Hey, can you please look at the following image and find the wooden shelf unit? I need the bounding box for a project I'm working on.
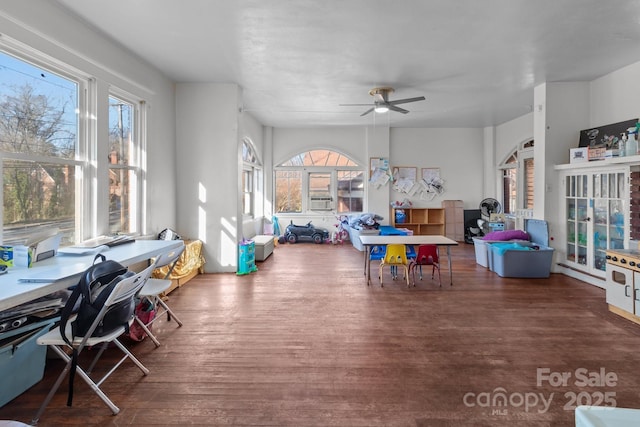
[442,200,464,242]
[391,207,446,236]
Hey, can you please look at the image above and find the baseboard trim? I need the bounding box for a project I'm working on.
[556,263,606,288]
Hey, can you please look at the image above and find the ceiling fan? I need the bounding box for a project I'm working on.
[341,87,426,116]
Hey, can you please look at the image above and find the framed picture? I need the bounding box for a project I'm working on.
[578,118,638,149]
[392,166,417,182]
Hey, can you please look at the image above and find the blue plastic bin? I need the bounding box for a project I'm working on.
[487,219,554,278]
[376,226,416,259]
[0,318,56,407]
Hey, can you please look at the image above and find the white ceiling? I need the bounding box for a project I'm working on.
[55,0,640,128]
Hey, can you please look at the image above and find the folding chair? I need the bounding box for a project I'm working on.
[32,264,155,423]
[133,243,185,347]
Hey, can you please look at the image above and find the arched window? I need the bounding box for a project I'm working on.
[274,149,363,214]
[242,139,261,217]
[500,140,534,215]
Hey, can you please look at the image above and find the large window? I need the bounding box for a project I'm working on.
[275,150,363,214]
[108,95,140,234]
[0,49,81,245]
[242,139,262,217]
[500,140,534,216]
[0,40,146,246]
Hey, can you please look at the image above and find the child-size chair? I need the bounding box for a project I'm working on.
[408,244,441,286]
[379,244,410,287]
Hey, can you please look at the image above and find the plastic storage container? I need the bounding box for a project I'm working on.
[0,318,56,407]
[473,235,529,268]
[374,226,416,259]
[487,219,554,278]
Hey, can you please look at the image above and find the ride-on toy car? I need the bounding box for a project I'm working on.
[284,221,329,244]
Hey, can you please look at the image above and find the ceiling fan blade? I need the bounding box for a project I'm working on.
[388,105,409,114]
[340,103,375,106]
[388,96,426,106]
[360,107,375,116]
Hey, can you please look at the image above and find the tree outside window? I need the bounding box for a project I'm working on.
[274,150,362,214]
[0,50,79,245]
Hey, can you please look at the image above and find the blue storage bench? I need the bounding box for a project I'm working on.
[487,219,554,278]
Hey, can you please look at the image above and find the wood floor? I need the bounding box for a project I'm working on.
[2,242,640,426]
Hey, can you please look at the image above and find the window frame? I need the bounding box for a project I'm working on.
[498,140,534,217]
[241,138,262,218]
[274,149,363,215]
[0,41,89,245]
[0,35,148,246]
[107,91,144,235]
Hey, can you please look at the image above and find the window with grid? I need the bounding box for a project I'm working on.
[242,139,261,217]
[274,149,362,214]
[108,94,141,234]
[0,39,147,245]
[0,48,82,245]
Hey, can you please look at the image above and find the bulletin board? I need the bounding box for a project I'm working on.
[369,157,391,188]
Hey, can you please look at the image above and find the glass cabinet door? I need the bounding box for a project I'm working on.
[592,172,626,271]
[563,168,628,277]
[566,174,588,267]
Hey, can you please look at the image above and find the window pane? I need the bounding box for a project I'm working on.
[242,140,259,164]
[109,94,139,234]
[3,159,76,245]
[523,158,534,209]
[337,170,363,213]
[279,150,358,167]
[309,172,332,211]
[242,169,253,215]
[0,51,78,159]
[502,168,516,214]
[309,173,331,198]
[108,97,134,165]
[109,168,137,234]
[275,170,302,213]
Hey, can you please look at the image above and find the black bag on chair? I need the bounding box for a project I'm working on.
[58,253,133,406]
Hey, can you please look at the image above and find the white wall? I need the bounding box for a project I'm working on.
[590,61,640,126]
[366,126,391,222]
[534,82,590,267]
[0,0,177,236]
[273,127,367,166]
[389,128,484,210]
[176,83,241,273]
[495,113,533,164]
[270,126,485,231]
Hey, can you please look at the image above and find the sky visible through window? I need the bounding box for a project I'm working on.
[0,50,78,147]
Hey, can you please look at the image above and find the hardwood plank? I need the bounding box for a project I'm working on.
[2,242,640,426]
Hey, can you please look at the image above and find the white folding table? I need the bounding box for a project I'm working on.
[359,234,458,286]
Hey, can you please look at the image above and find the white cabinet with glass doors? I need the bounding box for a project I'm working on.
[562,167,627,277]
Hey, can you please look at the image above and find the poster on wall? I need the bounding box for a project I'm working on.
[392,166,417,193]
[369,157,391,188]
[578,118,638,149]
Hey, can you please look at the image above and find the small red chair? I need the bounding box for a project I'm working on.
[409,245,441,286]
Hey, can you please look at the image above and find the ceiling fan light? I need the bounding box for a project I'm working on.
[374,105,389,113]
